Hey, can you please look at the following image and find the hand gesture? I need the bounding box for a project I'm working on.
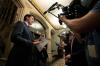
[32,40,40,45]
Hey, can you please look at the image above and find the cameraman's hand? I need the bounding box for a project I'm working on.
[59,15,67,22]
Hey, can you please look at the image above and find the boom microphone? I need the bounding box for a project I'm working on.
[48,2,58,11]
[43,11,48,15]
[43,2,58,14]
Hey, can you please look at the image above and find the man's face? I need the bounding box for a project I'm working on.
[27,16,34,25]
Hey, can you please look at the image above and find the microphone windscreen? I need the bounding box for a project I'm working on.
[43,11,47,15]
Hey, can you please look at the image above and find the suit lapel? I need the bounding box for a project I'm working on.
[23,22,34,41]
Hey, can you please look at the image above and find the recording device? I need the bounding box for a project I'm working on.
[43,0,95,25]
[43,2,58,15]
[61,0,90,19]
[43,2,64,25]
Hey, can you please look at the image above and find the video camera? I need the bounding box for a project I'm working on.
[43,0,90,25]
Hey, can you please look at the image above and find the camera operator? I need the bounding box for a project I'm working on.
[59,0,100,66]
[59,0,100,33]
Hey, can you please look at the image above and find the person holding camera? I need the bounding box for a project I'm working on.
[59,0,100,66]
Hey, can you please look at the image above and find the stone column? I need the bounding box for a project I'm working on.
[46,28,52,63]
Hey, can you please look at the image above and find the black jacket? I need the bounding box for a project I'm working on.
[5,21,39,66]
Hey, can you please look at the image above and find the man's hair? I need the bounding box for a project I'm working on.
[24,14,34,21]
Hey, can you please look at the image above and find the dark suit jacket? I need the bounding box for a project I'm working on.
[5,21,39,66]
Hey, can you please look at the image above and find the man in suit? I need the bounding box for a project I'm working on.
[5,14,41,66]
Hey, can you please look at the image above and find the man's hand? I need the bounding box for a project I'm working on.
[65,54,71,59]
[32,40,41,45]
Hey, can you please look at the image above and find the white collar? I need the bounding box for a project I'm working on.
[24,21,29,26]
